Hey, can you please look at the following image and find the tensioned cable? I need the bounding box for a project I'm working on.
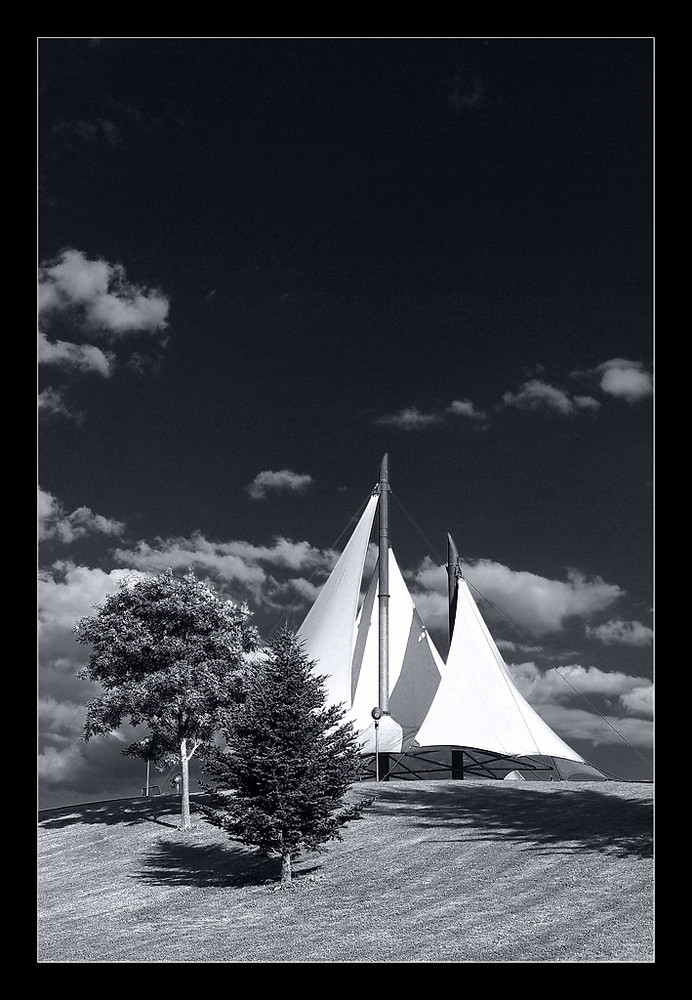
[264,488,375,640]
[391,490,652,775]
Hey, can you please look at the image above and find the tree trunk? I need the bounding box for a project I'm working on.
[180,737,192,832]
[281,850,292,885]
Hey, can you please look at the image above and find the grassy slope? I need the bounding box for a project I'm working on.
[38,780,653,964]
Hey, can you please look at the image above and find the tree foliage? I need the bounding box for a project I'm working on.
[75,568,259,829]
[198,626,373,884]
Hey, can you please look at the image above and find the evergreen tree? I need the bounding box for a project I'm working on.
[198,626,373,884]
[75,568,259,830]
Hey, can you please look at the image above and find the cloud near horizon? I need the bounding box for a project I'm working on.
[246,469,314,501]
[39,487,125,544]
[508,661,653,715]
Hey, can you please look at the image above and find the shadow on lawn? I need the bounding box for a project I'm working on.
[38,794,210,831]
[132,839,321,889]
[374,784,653,859]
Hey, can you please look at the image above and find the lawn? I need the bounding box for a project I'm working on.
[37,779,653,963]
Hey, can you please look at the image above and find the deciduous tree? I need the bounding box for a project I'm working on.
[75,568,259,830]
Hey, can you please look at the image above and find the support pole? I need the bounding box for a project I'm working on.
[378,454,390,714]
[447,533,461,645]
[375,720,380,783]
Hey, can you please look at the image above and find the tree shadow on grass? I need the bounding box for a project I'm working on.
[374,784,653,859]
[131,839,321,889]
[38,794,211,831]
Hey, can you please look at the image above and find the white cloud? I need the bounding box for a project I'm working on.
[496,638,544,655]
[586,619,654,646]
[530,703,653,749]
[508,661,651,705]
[38,743,84,786]
[38,251,171,422]
[38,488,125,543]
[597,358,653,402]
[620,685,654,717]
[38,331,114,377]
[246,469,314,501]
[39,249,169,339]
[38,387,84,422]
[502,379,600,416]
[405,556,622,637]
[39,697,86,737]
[571,394,601,411]
[112,532,337,611]
[447,399,488,423]
[507,662,653,745]
[374,407,443,430]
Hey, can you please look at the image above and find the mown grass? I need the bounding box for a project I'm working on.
[38,780,653,963]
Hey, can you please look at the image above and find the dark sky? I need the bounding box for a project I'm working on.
[38,37,653,805]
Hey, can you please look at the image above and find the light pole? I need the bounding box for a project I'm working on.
[372,707,383,782]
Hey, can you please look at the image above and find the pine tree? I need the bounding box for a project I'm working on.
[198,626,373,885]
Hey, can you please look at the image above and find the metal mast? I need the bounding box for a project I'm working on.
[447,533,461,644]
[378,453,390,713]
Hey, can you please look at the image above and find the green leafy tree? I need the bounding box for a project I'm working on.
[75,568,259,830]
[198,626,373,885]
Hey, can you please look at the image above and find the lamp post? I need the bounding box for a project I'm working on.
[372,707,383,782]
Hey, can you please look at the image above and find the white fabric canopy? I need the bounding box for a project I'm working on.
[296,494,378,711]
[347,551,444,753]
[414,577,586,763]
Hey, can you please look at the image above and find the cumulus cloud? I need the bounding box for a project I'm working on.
[374,407,443,430]
[39,743,84,786]
[246,469,314,501]
[508,661,652,706]
[39,488,125,544]
[405,555,622,637]
[38,250,171,420]
[586,619,654,646]
[38,387,84,423]
[38,331,114,377]
[502,379,600,416]
[529,703,653,749]
[620,685,654,717]
[447,399,488,424]
[507,662,653,746]
[38,728,148,807]
[39,561,148,652]
[39,697,86,738]
[466,560,622,636]
[112,532,337,610]
[596,358,653,402]
[39,249,169,339]
[38,561,152,744]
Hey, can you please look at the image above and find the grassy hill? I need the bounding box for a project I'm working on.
[38,779,653,963]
